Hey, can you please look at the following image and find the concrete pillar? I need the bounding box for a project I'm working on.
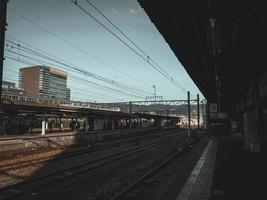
[188,91,191,137]
[197,94,200,129]
[93,119,97,130]
[251,83,262,152]
[129,118,132,129]
[85,116,89,133]
[243,83,263,152]
[201,100,206,129]
[60,123,64,131]
[55,117,58,130]
[111,118,115,130]
[106,119,109,130]
[49,120,53,132]
[82,119,86,132]
[88,118,94,130]
[151,119,154,127]
[45,122,48,130]
[93,118,106,130]
[0,0,8,100]
[2,119,7,135]
[155,118,162,129]
[206,102,210,131]
[60,117,64,131]
[41,121,46,135]
[28,118,33,134]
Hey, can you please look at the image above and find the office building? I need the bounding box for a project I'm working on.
[19,66,70,100]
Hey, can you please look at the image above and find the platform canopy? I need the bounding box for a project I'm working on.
[138,0,267,111]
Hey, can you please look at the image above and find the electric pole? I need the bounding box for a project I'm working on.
[0,0,8,103]
[197,94,200,129]
[187,91,191,137]
[152,85,156,100]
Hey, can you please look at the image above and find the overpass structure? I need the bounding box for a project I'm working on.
[138,0,267,152]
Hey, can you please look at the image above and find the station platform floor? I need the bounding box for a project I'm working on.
[212,136,267,200]
[178,135,267,200]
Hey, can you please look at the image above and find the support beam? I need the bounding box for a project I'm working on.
[0,0,7,102]
[252,83,262,152]
[129,101,132,113]
[85,116,90,133]
[129,118,132,129]
[197,94,200,129]
[41,120,46,135]
[188,91,191,137]
[206,102,210,131]
[111,118,115,130]
[201,100,206,129]
[60,116,64,131]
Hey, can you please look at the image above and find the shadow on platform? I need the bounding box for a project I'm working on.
[213,136,267,200]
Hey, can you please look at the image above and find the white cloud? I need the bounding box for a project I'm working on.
[129,8,140,15]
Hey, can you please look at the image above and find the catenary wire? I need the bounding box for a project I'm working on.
[71,0,188,94]
[5,40,151,97]
[4,51,146,100]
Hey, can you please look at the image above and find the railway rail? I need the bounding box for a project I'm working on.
[0,129,181,171]
[0,129,190,200]
[0,128,183,170]
[0,127,174,159]
[109,137,197,200]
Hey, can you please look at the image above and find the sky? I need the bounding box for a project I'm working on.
[3,0,204,103]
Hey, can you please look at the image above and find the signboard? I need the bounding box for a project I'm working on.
[210,103,217,113]
[209,103,218,119]
[49,67,67,77]
[145,96,163,101]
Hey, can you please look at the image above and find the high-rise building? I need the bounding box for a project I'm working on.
[19,66,70,100]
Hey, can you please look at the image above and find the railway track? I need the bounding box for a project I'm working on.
[109,136,197,200]
[0,129,183,171]
[60,133,193,200]
[0,127,180,161]
[0,130,188,200]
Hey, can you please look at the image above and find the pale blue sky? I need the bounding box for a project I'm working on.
[3,0,204,102]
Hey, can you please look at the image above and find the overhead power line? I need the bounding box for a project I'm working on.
[71,0,188,93]
[85,0,185,90]
[3,62,128,102]
[5,40,150,97]
[8,9,150,87]
[8,9,174,99]
[4,50,146,100]
[4,65,126,102]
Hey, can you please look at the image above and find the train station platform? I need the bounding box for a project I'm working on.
[176,135,267,200]
[212,136,267,200]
